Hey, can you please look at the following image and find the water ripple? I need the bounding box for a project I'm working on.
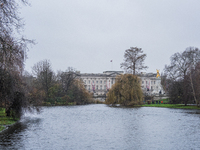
[0,105,200,150]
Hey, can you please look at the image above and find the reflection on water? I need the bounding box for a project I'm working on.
[0,105,200,150]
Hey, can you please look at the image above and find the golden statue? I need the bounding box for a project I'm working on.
[156,69,160,78]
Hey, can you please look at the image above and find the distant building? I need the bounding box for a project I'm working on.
[138,72,163,95]
[80,71,163,96]
[80,71,123,96]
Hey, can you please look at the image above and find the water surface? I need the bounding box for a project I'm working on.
[0,104,200,150]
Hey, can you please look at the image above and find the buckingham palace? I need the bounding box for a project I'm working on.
[80,71,163,96]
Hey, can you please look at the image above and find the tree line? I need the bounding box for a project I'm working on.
[26,59,92,106]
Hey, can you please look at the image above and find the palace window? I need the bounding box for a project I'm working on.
[89,80,90,84]
[100,80,102,84]
[96,81,98,84]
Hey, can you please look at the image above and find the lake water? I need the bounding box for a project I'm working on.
[0,104,200,150]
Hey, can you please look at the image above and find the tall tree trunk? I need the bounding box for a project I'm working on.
[189,72,197,105]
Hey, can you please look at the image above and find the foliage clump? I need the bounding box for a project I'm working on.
[106,74,143,106]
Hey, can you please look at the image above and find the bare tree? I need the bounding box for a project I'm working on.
[188,62,200,106]
[164,47,200,105]
[0,0,29,34]
[0,0,33,72]
[0,0,36,118]
[165,47,200,80]
[120,47,148,75]
[59,67,80,95]
[32,60,55,101]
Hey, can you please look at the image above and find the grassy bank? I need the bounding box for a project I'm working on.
[142,103,200,110]
[0,108,18,132]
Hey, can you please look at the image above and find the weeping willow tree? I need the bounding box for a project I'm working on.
[106,74,143,106]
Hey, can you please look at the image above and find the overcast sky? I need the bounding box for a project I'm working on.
[20,0,200,74]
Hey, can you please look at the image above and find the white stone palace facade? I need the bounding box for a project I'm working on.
[139,72,163,95]
[80,71,123,96]
[80,71,163,96]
